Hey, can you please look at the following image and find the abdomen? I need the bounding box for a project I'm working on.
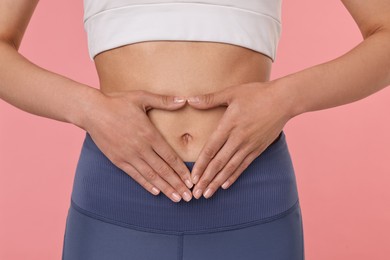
[93,41,272,161]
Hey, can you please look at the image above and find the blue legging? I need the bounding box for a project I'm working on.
[62,131,305,259]
[62,198,304,260]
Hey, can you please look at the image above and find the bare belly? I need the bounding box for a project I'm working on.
[93,41,272,162]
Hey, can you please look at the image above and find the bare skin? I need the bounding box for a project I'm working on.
[93,41,272,163]
[1,0,390,203]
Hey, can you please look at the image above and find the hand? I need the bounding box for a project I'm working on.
[186,81,294,199]
[82,89,194,203]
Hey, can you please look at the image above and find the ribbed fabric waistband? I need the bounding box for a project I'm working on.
[83,2,281,61]
[70,130,299,234]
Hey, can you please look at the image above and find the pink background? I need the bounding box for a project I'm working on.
[1,0,389,259]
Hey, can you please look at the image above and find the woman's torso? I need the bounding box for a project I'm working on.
[93,41,272,162]
[70,0,300,233]
[71,41,300,232]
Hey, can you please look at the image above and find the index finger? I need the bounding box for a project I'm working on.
[191,116,233,185]
[150,129,194,189]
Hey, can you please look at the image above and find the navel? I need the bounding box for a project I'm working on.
[181,132,193,145]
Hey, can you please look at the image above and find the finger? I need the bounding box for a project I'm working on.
[221,150,260,190]
[130,157,183,203]
[203,148,255,199]
[186,87,233,109]
[149,128,194,190]
[141,146,193,202]
[192,135,240,199]
[137,90,187,112]
[117,161,161,196]
[190,115,233,185]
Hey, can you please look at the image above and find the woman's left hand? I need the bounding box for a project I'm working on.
[186,80,295,199]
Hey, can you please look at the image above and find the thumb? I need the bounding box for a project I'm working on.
[186,89,231,109]
[140,91,187,112]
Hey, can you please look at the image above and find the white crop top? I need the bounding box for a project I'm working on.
[83,0,282,62]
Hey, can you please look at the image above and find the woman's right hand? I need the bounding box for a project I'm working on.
[81,89,193,203]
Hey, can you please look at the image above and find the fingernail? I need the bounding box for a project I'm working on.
[183,191,192,202]
[152,187,160,195]
[194,189,202,198]
[185,179,194,189]
[187,96,200,103]
[192,175,199,184]
[221,181,230,189]
[172,192,182,202]
[173,96,186,103]
[203,188,212,199]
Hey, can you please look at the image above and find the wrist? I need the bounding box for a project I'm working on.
[267,75,306,120]
[68,85,106,131]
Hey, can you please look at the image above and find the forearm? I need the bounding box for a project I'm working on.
[0,40,102,129]
[273,28,390,119]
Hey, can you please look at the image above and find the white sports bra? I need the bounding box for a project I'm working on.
[83,0,282,62]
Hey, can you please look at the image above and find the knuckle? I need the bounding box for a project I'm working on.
[161,95,170,106]
[225,162,238,173]
[198,177,211,187]
[135,144,148,156]
[213,157,225,170]
[175,166,189,179]
[176,168,188,178]
[158,166,171,178]
[241,137,251,146]
[203,147,215,159]
[143,168,157,180]
[204,93,214,105]
[156,162,169,174]
[165,152,179,165]
[233,129,247,141]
